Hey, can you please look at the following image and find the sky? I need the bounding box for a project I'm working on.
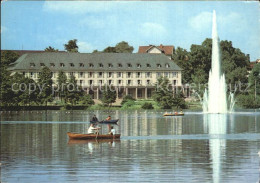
[1,1,259,61]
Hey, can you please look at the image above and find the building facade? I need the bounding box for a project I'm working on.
[8,52,182,100]
[138,44,174,60]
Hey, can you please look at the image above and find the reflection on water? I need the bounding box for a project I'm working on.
[205,114,227,183]
[1,110,260,182]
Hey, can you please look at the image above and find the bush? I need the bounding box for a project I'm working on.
[141,102,154,109]
[121,95,135,105]
[236,94,260,109]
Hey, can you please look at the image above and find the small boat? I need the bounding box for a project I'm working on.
[67,132,121,140]
[90,119,119,124]
[68,139,121,145]
[163,113,184,116]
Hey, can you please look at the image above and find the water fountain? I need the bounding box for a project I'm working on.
[203,10,228,113]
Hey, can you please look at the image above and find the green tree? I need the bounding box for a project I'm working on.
[153,77,174,109]
[45,46,59,52]
[101,85,116,107]
[103,46,116,53]
[172,47,192,84]
[38,66,53,106]
[66,75,82,105]
[115,41,134,53]
[79,94,95,107]
[57,70,67,102]
[121,95,135,105]
[64,39,79,53]
[0,51,19,106]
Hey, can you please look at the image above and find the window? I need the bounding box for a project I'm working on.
[146,72,151,78]
[79,63,84,67]
[137,64,141,68]
[127,63,132,68]
[172,72,177,78]
[118,63,122,68]
[157,64,161,68]
[108,80,113,85]
[108,63,113,68]
[89,80,93,85]
[79,72,84,78]
[127,72,132,78]
[30,72,34,78]
[30,63,35,67]
[98,72,103,78]
[118,80,122,85]
[164,72,169,77]
[108,72,113,78]
[40,63,45,67]
[70,63,74,67]
[99,63,103,68]
[89,72,93,77]
[147,64,151,68]
[137,80,142,85]
[50,63,55,67]
[99,80,103,85]
[157,72,162,77]
[60,63,65,67]
[137,72,141,78]
[22,72,25,75]
[173,80,177,85]
[127,80,131,85]
[147,80,151,85]
[69,72,74,76]
[165,63,170,68]
[117,72,122,78]
[79,80,84,86]
[89,63,94,68]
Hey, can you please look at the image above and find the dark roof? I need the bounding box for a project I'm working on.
[1,50,66,56]
[8,52,182,71]
[138,45,174,56]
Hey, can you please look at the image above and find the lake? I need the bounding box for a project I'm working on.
[1,110,260,183]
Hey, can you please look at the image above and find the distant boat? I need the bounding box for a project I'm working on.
[68,139,121,145]
[163,113,184,116]
[67,132,121,140]
[90,119,119,124]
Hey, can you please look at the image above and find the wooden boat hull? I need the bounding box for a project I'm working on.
[68,139,121,145]
[163,114,184,116]
[67,132,121,140]
[90,119,119,124]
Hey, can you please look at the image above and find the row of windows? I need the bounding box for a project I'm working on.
[29,62,171,68]
[24,71,179,79]
[78,79,178,86]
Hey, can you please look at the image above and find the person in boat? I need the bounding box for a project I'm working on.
[109,126,116,135]
[174,111,178,115]
[92,115,98,122]
[179,110,184,114]
[87,123,100,134]
[105,116,111,121]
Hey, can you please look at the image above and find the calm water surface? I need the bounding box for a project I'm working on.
[1,110,260,183]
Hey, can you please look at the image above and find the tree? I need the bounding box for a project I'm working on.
[45,46,59,52]
[66,75,82,105]
[115,41,134,53]
[153,77,174,109]
[172,47,192,84]
[101,85,116,107]
[57,70,67,102]
[37,66,53,106]
[102,41,134,53]
[64,39,78,52]
[121,95,135,105]
[0,51,19,106]
[79,94,95,107]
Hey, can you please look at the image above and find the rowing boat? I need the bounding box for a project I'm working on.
[163,113,184,116]
[90,119,119,124]
[67,132,121,140]
[68,139,121,145]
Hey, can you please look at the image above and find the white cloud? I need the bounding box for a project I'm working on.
[139,22,167,38]
[189,12,212,32]
[43,1,117,14]
[1,26,7,34]
[78,41,95,53]
[189,11,246,33]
